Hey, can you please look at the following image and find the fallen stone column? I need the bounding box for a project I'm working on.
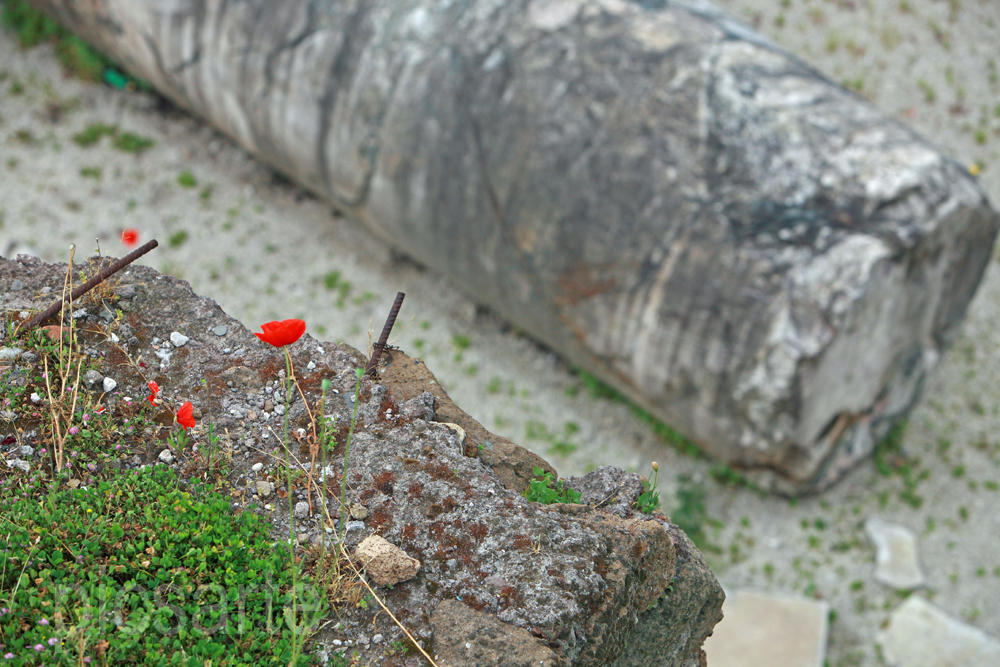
[26,0,1000,493]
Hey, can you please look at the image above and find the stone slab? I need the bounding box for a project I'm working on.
[703,589,828,667]
[877,596,1000,667]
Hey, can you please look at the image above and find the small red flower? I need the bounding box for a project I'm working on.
[176,402,195,430]
[121,228,139,247]
[147,381,159,405]
[254,319,306,348]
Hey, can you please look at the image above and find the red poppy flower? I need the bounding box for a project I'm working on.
[147,381,159,405]
[176,402,195,429]
[121,228,139,247]
[254,319,306,348]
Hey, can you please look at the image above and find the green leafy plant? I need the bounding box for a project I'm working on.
[636,461,660,514]
[523,466,581,505]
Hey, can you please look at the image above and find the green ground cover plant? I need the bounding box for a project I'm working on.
[1,466,314,667]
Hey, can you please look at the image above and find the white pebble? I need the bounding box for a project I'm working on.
[30,392,42,404]
[103,377,118,392]
[170,332,190,347]
[158,450,175,464]
[252,462,264,472]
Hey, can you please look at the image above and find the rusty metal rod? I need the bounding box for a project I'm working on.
[18,239,159,334]
[365,292,405,376]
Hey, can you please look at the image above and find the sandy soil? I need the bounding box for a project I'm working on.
[1,1,998,665]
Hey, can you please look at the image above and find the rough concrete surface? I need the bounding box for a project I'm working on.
[0,255,724,666]
[1,0,999,665]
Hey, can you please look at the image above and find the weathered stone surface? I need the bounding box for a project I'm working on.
[0,254,725,666]
[877,596,1000,667]
[23,0,1000,494]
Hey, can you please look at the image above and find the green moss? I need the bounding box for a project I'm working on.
[177,170,197,188]
[168,229,189,248]
[79,165,101,180]
[112,132,155,154]
[72,122,118,147]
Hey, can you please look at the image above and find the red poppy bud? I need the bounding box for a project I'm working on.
[176,402,195,429]
[147,381,159,405]
[254,319,306,348]
[121,228,139,247]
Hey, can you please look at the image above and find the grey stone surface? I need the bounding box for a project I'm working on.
[24,0,999,495]
[877,596,1000,667]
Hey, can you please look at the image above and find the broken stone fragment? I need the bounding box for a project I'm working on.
[877,596,1000,666]
[355,535,420,587]
[864,516,925,590]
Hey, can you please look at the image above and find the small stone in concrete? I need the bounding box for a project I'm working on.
[703,589,829,667]
[170,331,190,347]
[212,325,228,336]
[256,480,272,498]
[348,502,368,520]
[877,596,1000,667]
[355,535,420,586]
[865,516,925,590]
[84,369,103,389]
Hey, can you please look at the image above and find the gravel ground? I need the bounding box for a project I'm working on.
[1,2,998,666]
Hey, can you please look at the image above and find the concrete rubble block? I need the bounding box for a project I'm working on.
[877,596,1000,667]
[23,0,1000,495]
[0,254,726,666]
[355,534,421,587]
[865,516,926,590]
